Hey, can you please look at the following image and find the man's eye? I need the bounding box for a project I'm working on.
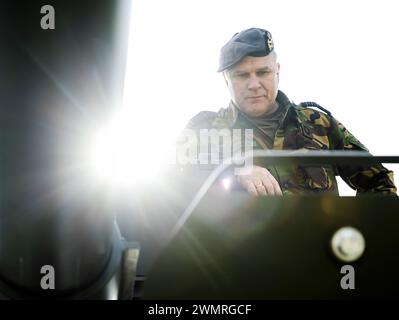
[257,70,270,76]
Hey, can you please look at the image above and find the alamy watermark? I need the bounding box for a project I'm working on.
[170,128,254,175]
[40,5,55,30]
[40,265,55,290]
[340,265,355,290]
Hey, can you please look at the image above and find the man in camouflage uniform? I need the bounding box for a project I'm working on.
[186,28,396,196]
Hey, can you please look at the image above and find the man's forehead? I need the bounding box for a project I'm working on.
[229,55,275,73]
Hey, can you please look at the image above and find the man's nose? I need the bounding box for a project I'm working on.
[247,75,262,90]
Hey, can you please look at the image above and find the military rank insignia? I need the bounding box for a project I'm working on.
[266,31,274,52]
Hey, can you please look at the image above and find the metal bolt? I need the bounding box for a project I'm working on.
[331,227,365,263]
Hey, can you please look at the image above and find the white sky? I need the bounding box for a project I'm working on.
[122,0,399,195]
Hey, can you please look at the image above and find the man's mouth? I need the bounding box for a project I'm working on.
[246,96,264,100]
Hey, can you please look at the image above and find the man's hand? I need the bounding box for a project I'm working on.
[236,165,283,196]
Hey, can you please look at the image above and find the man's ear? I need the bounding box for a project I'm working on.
[276,62,280,82]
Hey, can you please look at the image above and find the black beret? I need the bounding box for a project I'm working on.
[218,28,274,72]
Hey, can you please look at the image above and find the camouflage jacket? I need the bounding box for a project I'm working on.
[187,90,397,195]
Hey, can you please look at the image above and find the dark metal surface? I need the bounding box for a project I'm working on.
[143,194,399,299]
[0,0,132,297]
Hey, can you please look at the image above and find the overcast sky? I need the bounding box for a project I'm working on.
[122,0,399,194]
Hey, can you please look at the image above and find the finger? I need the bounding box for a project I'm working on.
[237,176,259,196]
[240,179,258,196]
[259,174,276,195]
[267,175,283,196]
[252,178,267,195]
[264,182,275,195]
[246,182,259,196]
[263,170,282,196]
[273,181,283,196]
[255,184,267,196]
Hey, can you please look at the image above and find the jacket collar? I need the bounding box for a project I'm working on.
[218,90,294,128]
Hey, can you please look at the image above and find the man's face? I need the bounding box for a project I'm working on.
[224,54,280,118]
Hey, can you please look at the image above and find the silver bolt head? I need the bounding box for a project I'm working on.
[331,226,365,263]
